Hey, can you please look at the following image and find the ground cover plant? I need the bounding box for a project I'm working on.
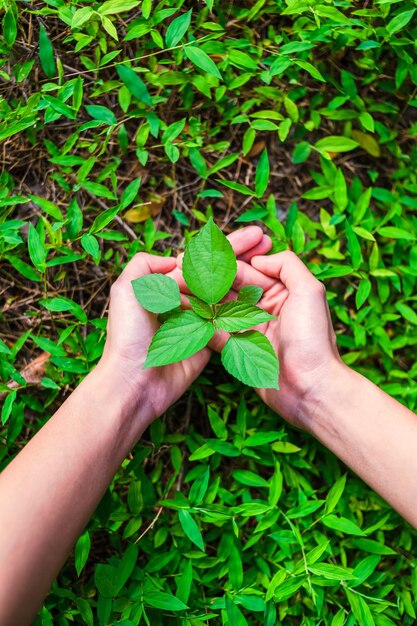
[1,0,417,624]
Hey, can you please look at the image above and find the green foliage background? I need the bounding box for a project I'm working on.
[1,0,417,624]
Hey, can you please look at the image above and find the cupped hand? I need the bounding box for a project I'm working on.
[247,251,344,429]
[98,226,272,428]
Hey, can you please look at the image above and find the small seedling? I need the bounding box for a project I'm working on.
[132,218,279,389]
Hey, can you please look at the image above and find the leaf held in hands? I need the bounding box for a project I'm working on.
[188,295,213,319]
[144,310,214,367]
[182,217,237,304]
[221,330,279,389]
[237,285,263,304]
[131,274,181,314]
[215,301,275,332]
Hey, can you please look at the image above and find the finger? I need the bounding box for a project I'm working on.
[182,346,212,378]
[120,253,176,283]
[251,251,317,293]
[208,329,229,353]
[176,226,269,269]
[167,266,191,294]
[227,225,267,257]
[238,235,272,262]
[232,260,276,292]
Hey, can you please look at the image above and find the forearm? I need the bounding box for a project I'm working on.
[300,364,417,527]
[0,363,148,626]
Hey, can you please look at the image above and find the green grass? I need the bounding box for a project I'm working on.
[1,0,417,624]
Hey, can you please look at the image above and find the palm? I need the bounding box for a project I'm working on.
[104,280,210,421]
[101,226,273,426]
[249,252,341,427]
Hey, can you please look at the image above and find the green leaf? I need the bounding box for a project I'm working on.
[238,285,263,304]
[345,221,363,270]
[309,563,356,580]
[395,302,417,325]
[274,576,306,602]
[76,598,93,626]
[89,207,120,234]
[324,474,347,514]
[221,330,279,389]
[346,589,375,626]
[1,390,16,425]
[189,466,210,505]
[271,441,301,453]
[95,564,118,597]
[85,105,117,125]
[3,10,17,47]
[322,514,365,536]
[232,469,269,488]
[295,59,325,81]
[179,509,204,550]
[39,25,56,78]
[217,179,254,196]
[226,596,248,626]
[315,5,352,24]
[182,217,237,304]
[81,233,100,261]
[214,301,275,332]
[184,45,222,79]
[116,64,152,106]
[40,297,87,323]
[28,195,63,221]
[119,178,141,209]
[287,499,324,519]
[99,0,140,15]
[314,136,359,153]
[255,148,269,198]
[188,295,213,319]
[292,141,311,164]
[144,589,189,611]
[386,9,415,36]
[101,16,118,40]
[144,311,214,367]
[244,431,283,447]
[166,10,192,48]
[207,405,228,439]
[6,255,42,282]
[377,226,415,240]
[356,279,371,309]
[28,224,46,271]
[75,531,91,577]
[71,7,94,28]
[131,274,181,314]
[116,543,138,593]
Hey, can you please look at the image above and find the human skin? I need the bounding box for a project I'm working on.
[247,252,417,529]
[176,249,417,527]
[0,226,270,626]
[2,233,417,624]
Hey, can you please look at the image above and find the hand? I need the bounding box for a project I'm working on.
[247,251,345,430]
[97,226,271,432]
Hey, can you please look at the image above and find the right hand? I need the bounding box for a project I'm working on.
[247,251,345,430]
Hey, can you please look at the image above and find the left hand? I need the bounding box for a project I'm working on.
[97,226,271,431]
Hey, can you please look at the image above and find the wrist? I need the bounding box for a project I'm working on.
[86,358,154,446]
[295,360,358,436]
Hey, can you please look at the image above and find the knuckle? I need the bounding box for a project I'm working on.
[110,279,124,296]
[312,279,326,297]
